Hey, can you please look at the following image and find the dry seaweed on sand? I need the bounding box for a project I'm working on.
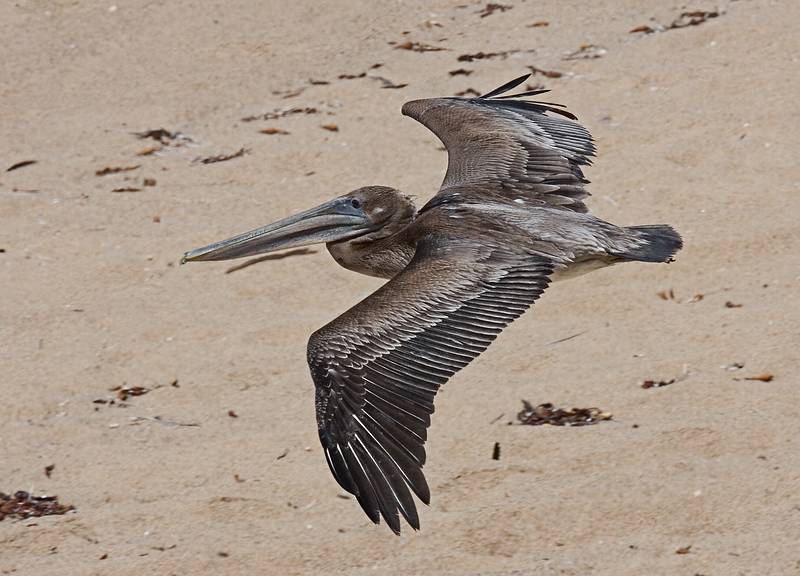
[0,491,74,521]
[96,165,140,176]
[563,44,607,60]
[669,10,720,28]
[528,65,563,78]
[457,50,520,62]
[197,148,249,165]
[641,378,675,389]
[110,384,149,401]
[134,128,191,145]
[517,400,612,426]
[642,365,690,389]
[392,41,447,52]
[630,10,721,35]
[477,3,512,18]
[242,107,318,122]
[372,75,408,89]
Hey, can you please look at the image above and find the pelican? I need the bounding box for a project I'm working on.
[183,74,682,534]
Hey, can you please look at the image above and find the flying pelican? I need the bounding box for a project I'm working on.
[183,74,682,534]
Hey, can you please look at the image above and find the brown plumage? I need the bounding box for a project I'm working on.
[183,74,683,534]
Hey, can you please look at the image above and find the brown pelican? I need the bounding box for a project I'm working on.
[183,74,682,534]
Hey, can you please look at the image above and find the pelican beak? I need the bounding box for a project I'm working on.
[182,196,370,263]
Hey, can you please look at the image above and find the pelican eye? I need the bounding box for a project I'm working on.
[350,199,361,209]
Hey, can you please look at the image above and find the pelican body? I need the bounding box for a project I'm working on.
[183,74,682,534]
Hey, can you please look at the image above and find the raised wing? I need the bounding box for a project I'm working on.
[402,74,596,212]
[307,233,553,533]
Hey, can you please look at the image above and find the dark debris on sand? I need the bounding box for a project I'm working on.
[517,400,612,426]
[0,491,75,521]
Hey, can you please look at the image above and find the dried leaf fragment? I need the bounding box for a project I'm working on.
[657,288,675,300]
[744,373,774,382]
[136,145,161,156]
[630,25,656,34]
[260,127,289,135]
[527,21,549,27]
[321,124,339,132]
[675,545,692,555]
[44,464,55,478]
[228,410,238,418]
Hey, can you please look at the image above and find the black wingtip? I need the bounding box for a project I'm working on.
[493,88,551,99]
[479,73,531,99]
[476,75,580,121]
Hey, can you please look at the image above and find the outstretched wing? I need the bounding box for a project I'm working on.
[307,232,553,533]
[402,73,596,212]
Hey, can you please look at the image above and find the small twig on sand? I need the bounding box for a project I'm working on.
[546,330,587,346]
[224,248,316,274]
[129,416,200,427]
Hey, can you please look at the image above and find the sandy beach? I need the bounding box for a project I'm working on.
[2,0,799,574]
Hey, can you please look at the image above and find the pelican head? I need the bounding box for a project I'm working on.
[182,186,415,263]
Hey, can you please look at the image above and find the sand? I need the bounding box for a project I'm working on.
[2,0,799,574]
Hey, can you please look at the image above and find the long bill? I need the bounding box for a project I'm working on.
[181,196,371,263]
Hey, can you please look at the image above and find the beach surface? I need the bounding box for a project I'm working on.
[2,1,799,574]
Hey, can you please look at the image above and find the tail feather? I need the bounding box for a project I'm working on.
[620,225,683,263]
